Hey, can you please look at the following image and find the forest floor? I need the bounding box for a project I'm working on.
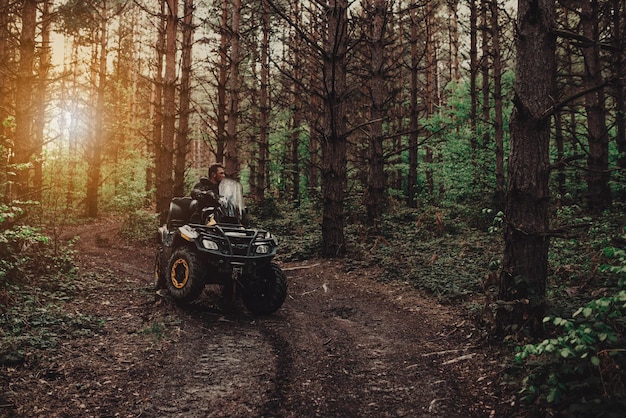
[1,217,525,417]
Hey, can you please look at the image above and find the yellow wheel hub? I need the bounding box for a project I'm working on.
[170,258,190,289]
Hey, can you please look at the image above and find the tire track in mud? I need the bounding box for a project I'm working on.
[257,322,294,416]
[255,261,485,418]
[143,271,488,418]
[143,307,277,418]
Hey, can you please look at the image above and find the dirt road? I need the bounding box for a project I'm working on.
[2,219,517,417]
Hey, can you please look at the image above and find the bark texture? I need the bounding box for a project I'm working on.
[497,0,556,336]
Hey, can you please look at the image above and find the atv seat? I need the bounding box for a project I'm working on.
[166,197,197,228]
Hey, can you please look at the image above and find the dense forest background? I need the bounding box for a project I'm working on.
[1,0,626,415]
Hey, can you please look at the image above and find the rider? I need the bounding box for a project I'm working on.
[190,162,226,223]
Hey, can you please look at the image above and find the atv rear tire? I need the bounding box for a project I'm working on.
[166,247,207,303]
[242,262,287,315]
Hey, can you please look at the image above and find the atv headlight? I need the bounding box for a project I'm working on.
[202,239,219,250]
[255,244,270,254]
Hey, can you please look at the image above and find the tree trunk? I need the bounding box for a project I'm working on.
[554,110,565,203]
[308,7,321,200]
[86,3,109,218]
[290,1,302,206]
[157,0,177,223]
[407,4,419,209]
[216,0,228,163]
[0,0,9,201]
[66,41,80,210]
[480,0,495,150]
[33,0,51,202]
[469,0,478,169]
[225,0,241,178]
[497,0,556,337]
[613,0,626,183]
[255,0,271,205]
[449,0,461,81]
[491,0,505,211]
[581,0,611,213]
[480,0,490,188]
[174,0,194,197]
[13,0,37,199]
[321,0,348,257]
[425,0,436,196]
[613,0,625,185]
[365,0,387,224]
[149,0,166,211]
[248,41,258,200]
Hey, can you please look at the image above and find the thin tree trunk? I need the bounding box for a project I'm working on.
[66,40,80,210]
[86,2,108,218]
[290,113,301,205]
[321,0,348,257]
[307,7,321,199]
[554,110,565,203]
[174,0,194,197]
[13,0,37,199]
[497,0,556,337]
[157,0,177,223]
[491,0,505,211]
[480,0,490,172]
[564,7,582,190]
[581,0,611,213]
[149,0,166,209]
[0,0,9,200]
[449,0,461,81]
[225,0,241,178]
[290,1,302,206]
[408,4,419,208]
[612,0,625,200]
[33,0,51,202]
[256,0,271,205]
[216,0,228,163]
[425,0,435,196]
[365,0,387,224]
[248,30,259,202]
[469,0,478,170]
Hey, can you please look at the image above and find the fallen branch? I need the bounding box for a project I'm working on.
[421,348,465,358]
[282,263,321,272]
[442,353,477,365]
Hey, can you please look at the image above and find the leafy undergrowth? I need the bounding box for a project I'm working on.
[258,199,498,305]
[0,208,105,368]
[119,209,160,244]
[352,205,498,303]
[0,282,105,365]
[512,207,626,417]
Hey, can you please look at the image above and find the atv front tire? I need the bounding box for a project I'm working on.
[242,262,287,315]
[166,247,207,303]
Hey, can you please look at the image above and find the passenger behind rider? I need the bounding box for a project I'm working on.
[190,162,226,223]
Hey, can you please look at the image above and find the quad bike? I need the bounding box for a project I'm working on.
[154,178,287,315]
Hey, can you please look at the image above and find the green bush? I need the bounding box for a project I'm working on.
[256,200,322,261]
[515,230,626,416]
[119,209,159,244]
[0,203,95,363]
[0,204,53,284]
